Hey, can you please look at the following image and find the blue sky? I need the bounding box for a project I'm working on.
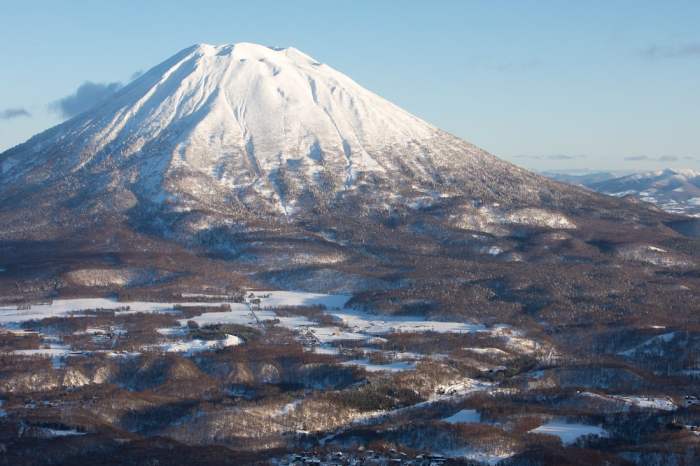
[1,0,698,171]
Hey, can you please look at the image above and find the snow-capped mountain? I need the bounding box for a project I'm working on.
[541,171,619,187]
[0,43,636,239]
[584,169,700,217]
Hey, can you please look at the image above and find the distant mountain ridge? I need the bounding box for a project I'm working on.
[545,169,700,217]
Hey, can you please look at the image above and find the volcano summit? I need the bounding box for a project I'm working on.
[1,42,603,236]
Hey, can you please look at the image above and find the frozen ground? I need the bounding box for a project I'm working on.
[443,409,481,424]
[609,395,677,411]
[37,428,86,438]
[529,420,607,445]
[177,305,268,327]
[0,298,237,326]
[329,309,485,335]
[463,347,510,356]
[580,392,677,411]
[341,359,416,372]
[255,291,349,309]
[0,290,541,368]
[157,335,242,355]
[445,447,514,465]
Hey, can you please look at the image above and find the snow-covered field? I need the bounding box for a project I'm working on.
[443,409,481,424]
[177,305,267,327]
[609,395,677,411]
[329,309,485,335]
[0,298,235,326]
[463,347,509,356]
[341,359,416,372]
[445,447,514,465]
[157,335,242,355]
[529,420,607,445]
[0,290,535,367]
[36,428,86,438]
[580,392,677,411]
[256,291,349,309]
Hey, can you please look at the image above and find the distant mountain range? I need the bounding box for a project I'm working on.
[544,169,700,217]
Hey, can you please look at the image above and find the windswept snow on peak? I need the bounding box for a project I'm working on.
[0,42,449,214]
[0,41,579,230]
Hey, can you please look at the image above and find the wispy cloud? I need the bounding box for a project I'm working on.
[641,42,700,59]
[50,81,123,119]
[624,155,695,162]
[516,154,587,161]
[0,107,31,119]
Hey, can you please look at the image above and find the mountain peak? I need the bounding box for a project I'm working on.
[0,42,565,225]
[186,42,318,64]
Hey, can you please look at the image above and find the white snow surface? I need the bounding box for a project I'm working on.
[11,348,72,358]
[36,428,87,438]
[255,290,349,309]
[0,291,526,361]
[609,395,677,411]
[341,359,416,372]
[329,309,485,335]
[1,43,450,213]
[463,347,509,356]
[529,420,607,445]
[0,298,234,326]
[445,448,514,465]
[158,334,242,355]
[1,40,569,226]
[443,409,481,424]
[177,305,268,328]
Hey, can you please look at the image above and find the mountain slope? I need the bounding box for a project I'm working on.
[545,169,700,217]
[0,43,605,231]
[589,169,700,216]
[541,171,619,187]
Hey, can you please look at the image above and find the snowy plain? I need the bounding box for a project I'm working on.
[0,290,495,363]
[529,420,607,445]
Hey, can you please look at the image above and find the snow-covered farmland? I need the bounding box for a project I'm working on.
[0,298,235,326]
[157,334,242,355]
[255,291,349,309]
[341,359,416,372]
[609,395,677,411]
[0,290,534,365]
[529,420,607,445]
[177,306,267,328]
[443,409,481,424]
[328,309,485,335]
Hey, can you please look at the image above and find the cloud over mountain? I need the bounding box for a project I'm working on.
[0,108,31,119]
[50,81,123,119]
